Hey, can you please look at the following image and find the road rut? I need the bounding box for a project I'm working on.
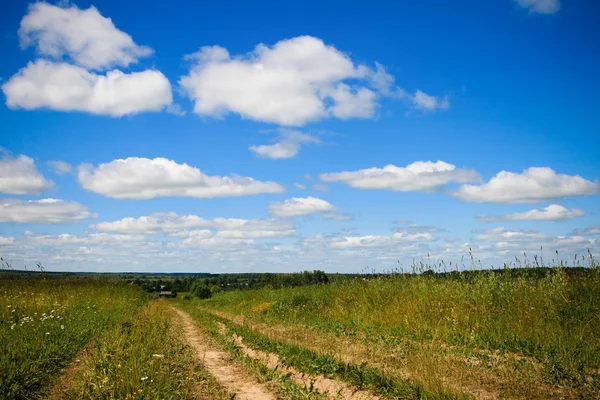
[171,307,275,400]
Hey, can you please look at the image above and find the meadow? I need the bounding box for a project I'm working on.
[192,265,600,399]
[1,262,599,399]
[0,276,226,399]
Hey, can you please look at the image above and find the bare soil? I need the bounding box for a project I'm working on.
[171,307,275,400]
[219,321,380,400]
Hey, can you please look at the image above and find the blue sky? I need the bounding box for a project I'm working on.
[0,0,599,273]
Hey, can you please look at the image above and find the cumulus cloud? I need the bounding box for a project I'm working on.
[571,225,600,236]
[0,150,53,195]
[93,212,295,239]
[2,60,172,116]
[368,63,450,112]
[250,129,320,159]
[269,196,337,218]
[320,161,481,192]
[454,167,599,203]
[516,0,561,15]
[179,36,386,126]
[78,157,285,200]
[320,229,437,249]
[18,2,153,70]
[477,204,585,222]
[47,160,72,175]
[93,213,210,235]
[22,232,147,247]
[411,90,450,112]
[474,226,555,243]
[0,236,15,245]
[472,226,595,256]
[0,198,96,224]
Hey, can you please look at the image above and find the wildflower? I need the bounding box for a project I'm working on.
[140,376,148,381]
[45,332,50,335]
[61,325,65,330]
[152,354,164,358]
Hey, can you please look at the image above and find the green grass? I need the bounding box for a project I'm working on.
[175,299,461,399]
[197,266,600,397]
[173,298,330,400]
[61,299,230,400]
[0,278,146,399]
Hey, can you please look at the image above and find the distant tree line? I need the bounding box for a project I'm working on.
[134,270,330,299]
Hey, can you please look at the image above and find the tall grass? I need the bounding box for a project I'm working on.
[60,299,229,399]
[200,266,600,395]
[0,278,146,399]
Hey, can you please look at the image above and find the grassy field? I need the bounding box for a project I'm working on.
[0,278,147,398]
[0,277,228,399]
[194,266,600,399]
[2,265,599,399]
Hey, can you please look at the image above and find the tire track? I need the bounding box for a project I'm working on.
[171,307,275,400]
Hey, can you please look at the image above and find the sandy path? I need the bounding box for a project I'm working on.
[171,307,275,400]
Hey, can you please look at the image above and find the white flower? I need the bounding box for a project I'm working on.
[152,354,164,358]
[140,376,148,381]
[45,332,50,335]
[61,325,65,330]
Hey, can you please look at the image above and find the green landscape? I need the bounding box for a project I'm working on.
[2,257,599,399]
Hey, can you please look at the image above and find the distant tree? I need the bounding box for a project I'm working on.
[193,285,212,299]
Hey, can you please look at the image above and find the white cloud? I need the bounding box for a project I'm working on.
[47,160,72,175]
[312,184,329,192]
[472,226,596,256]
[181,234,255,249]
[93,212,295,239]
[0,198,95,224]
[269,196,337,218]
[2,60,172,117]
[411,90,450,112]
[474,227,553,243]
[369,62,396,96]
[516,0,561,15]
[250,129,320,159]
[324,229,437,249]
[393,231,437,242]
[179,36,384,126]
[320,161,481,192]
[571,225,600,236]
[92,213,210,235]
[22,232,147,247]
[454,167,599,203]
[77,157,284,199]
[321,83,377,119]
[0,150,53,195]
[330,235,393,249]
[369,63,451,113]
[294,183,306,190]
[0,236,15,245]
[477,204,585,222]
[19,2,153,70]
[322,212,353,221]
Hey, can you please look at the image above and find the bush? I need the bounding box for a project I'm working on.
[193,285,212,299]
